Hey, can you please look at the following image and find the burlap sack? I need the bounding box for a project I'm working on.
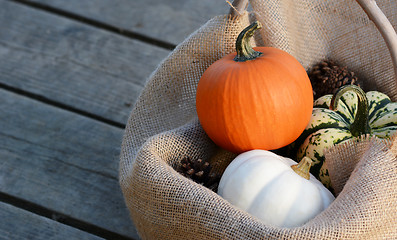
[120,0,397,239]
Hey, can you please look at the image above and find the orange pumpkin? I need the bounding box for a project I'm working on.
[196,21,313,153]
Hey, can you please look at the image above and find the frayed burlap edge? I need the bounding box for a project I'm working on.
[119,13,252,186]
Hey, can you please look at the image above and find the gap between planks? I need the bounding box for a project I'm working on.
[0,82,126,129]
[9,0,176,50]
[0,88,138,238]
[0,192,135,240]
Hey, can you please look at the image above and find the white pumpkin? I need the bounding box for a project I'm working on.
[218,150,335,228]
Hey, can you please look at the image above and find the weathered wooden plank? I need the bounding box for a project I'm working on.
[0,0,170,125]
[0,202,104,240]
[24,0,229,45]
[0,88,138,239]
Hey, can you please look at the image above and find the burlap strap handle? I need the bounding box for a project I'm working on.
[228,0,249,17]
[356,0,397,88]
[229,0,397,85]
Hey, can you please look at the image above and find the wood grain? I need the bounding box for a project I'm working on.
[0,88,138,239]
[0,1,234,239]
[0,0,170,125]
[24,0,229,45]
[0,202,104,240]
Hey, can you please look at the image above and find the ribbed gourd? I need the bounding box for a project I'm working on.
[296,85,397,189]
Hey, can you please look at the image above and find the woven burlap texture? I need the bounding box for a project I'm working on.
[120,0,397,239]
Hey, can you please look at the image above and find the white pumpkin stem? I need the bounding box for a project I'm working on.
[291,157,313,180]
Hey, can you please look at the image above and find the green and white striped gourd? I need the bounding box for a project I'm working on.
[296,85,397,189]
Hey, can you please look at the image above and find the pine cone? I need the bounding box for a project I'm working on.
[309,60,360,99]
[176,156,221,192]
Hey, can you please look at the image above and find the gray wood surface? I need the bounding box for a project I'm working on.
[0,0,231,239]
[26,0,229,45]
[0,88,138,239]
[0,202,104,240]
[0,0,170,125]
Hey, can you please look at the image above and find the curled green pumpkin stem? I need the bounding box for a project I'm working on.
[291,157,312,180]
[330,85,370,137]
[234,21,263,62]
